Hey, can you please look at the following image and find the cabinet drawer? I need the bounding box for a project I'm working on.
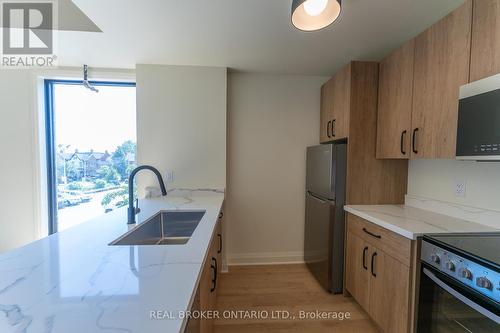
[347,214,411,267]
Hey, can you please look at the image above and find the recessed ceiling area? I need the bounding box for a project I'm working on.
[62,0,465,75]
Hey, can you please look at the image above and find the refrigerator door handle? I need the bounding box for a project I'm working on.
[307,191,334,204]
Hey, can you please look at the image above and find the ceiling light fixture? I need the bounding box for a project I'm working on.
[291,0,342,31]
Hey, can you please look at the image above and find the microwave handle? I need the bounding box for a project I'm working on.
[422,268,500,324]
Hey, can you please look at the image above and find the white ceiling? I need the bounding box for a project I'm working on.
[60,0,465,76]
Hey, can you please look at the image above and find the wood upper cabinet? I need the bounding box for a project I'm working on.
[320,84,333,143]
[331,64,351,140]
[319,82,332,143]
[411,0,472,159]
[376,39,415,159]
[470,0,500,82]
[319,63,351,143]
[376,0,474,160]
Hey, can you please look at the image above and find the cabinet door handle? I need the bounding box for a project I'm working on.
[210,257,218,292]
[412,128,419,154]
[327,121,332,138]
[217,234,222,254]
[331,119,336,137]
[214,257,218,290]
[210,261,215,292]
[371,252,377,277]
[363,227,381,239]
[219,212,224,219]
[400,130,407,155]
[362,246,368,270]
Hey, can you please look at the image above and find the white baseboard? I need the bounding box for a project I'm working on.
[221,258,229,273]
[227,251,305,266]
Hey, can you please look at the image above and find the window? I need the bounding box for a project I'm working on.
[44,80,136,234]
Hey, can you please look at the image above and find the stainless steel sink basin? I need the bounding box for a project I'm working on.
[109,210,205,246]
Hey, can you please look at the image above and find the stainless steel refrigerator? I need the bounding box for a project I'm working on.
[304,143,347,294]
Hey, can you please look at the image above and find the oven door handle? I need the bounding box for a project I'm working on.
[422,268,500,324]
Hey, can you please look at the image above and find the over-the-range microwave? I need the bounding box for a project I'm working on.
[457,73,500,161]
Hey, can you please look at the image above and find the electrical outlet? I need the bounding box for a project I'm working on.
[455,181,466,197]
[165,170,174,183]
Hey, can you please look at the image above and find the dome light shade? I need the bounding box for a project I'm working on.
[292,0,342,31]
[303,0,328,16]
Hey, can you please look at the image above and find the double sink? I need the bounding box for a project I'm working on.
[110,210,206,246]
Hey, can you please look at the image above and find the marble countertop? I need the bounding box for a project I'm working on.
[0,190,224,333]
[345,204,499,240]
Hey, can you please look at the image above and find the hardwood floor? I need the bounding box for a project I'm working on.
[214,264,380,333]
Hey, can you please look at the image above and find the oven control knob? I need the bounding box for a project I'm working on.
[476,277,493,290]
[460,268,473,280]
[430,254,440,264]
[445,261,455,271]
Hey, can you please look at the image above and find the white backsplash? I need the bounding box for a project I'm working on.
[407,159,500,229]
[405,195,500,229]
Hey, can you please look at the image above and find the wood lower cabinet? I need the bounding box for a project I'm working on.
[215,217,223,284]
[369,246,411,333]
[185,289,201,333]
[198,221,220,333]
[345,231,371,311]
[187,207,224,333]
[470,0,500,82]
[345,214,414,333]
[216,206,225,279]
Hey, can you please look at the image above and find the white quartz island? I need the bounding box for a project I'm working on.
[0,190,224,333]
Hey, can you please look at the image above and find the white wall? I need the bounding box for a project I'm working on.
[408,159,500,212]
[136,64,227,191]
[226,72,328,265]
[0,64,225,254]
[0,68,135,254]
[0,70,38,253]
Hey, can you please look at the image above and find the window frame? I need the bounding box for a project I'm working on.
[44,79,136,235]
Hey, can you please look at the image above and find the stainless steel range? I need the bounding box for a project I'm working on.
[418,233,500,332]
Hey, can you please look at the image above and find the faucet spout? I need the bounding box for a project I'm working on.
[128,165,167,224]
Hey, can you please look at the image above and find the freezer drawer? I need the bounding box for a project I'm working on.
[304,192,344,293]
